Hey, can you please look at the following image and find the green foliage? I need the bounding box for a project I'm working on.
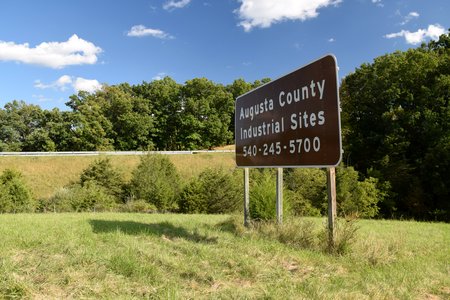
[129,155,181,211]
[180,78,235,149]
[120,199,157,213]
[249,169,290,221]
[0,169,34,213]
[66,91,115,151]
[49,183,116,212]
[340,31,450,220]
[336,166,380,218]
[284,168,326,216]
[284,167,381,218]
[132,77,182,150]
[0,76,272,152]
[178,167,242,214]
[249,169,277,221]
[79,158,125,200]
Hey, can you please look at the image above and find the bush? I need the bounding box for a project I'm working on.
[128,155,181,211]
[284,166,381,218]
[48,183,116,212]
[120,199,157,213]
[249,169,290,221]
[79,158,124,200]
[336,166,380,218]
[178,167,242,214]
[0,169,34,213]
[284,168,326,216]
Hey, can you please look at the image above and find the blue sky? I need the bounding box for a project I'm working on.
[0,0,448,110]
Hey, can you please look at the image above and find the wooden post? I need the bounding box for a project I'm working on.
[327,167,337,249]
[276,168,283,224]
[244,168,250,227]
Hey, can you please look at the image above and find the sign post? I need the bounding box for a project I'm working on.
[235,54,342,241]
[244,168,250,227]
[327,167,337,249]
[276,168,283,224]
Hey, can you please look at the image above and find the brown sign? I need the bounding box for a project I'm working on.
[235,54,342,167]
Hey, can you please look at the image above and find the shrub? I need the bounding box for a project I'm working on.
[0,169,34,213]
[129,155,181,211]
[284,168,326,216]
[249,169,290,221]
[178,167,242,214]
[120,199,157,213]
[49,183,116,212]
[284,166,381,218]
[178,179,206,213]
[286,190,322,217]
[79,158,124,200]
[336,166,380,218]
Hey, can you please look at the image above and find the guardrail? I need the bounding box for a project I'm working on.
[0,150,235,157]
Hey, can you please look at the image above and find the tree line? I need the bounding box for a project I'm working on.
[0,77,269,152]
[0,31,449,221]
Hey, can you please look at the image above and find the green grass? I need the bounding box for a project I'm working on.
[0,213,448,299]
[0,153,236,199]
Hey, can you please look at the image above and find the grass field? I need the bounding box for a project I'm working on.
[0,213,449,299]
[0,153,236,199]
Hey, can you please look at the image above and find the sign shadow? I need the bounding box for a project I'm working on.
[89,219,218,244]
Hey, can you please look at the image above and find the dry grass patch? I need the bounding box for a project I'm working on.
[0,153,236,199]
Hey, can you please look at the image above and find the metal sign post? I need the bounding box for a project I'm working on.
[244,168,250,227]
[327,167,337,249]
[276,168,283,224]
[235,54,342,239]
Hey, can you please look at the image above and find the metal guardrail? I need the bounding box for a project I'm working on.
[0,150,235,157]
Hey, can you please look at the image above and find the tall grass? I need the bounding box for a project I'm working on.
[0,153,236,199]
[0,213,448,299]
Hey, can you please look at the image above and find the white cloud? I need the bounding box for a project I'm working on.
[34,75,102,93]
[0,35,102,69]
[328,38,335,42]
[371,0,384,7]
[73,77,102,93]
[152,72,168,80]
[400,11,420,25]
[34,75,73,91]
[235,0,342,32]
[384,24,446,45]
[127,25,174,39]
[163,0,191,10]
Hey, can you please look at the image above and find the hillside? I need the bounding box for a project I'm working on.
[0,153,236,199]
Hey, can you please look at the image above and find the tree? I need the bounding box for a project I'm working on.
[0,100,49,151]
[178,167,241,214]
[180,78,234,149]
[66,91,114,150]
[335,166,380,218]
[0,169,34,213]
[97,85,156,150]
[340,31,450,220]
[129,155,181,211]
[132,77,182,150]
[79,158,124,200]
